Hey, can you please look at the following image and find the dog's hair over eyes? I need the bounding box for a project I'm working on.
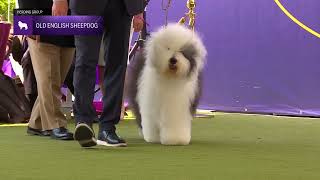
[181,43,198,77]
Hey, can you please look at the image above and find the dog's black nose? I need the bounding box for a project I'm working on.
[169,57,177,65]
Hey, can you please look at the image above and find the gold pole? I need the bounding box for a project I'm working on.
[187,0,196,31]
[178,17,186,24]
[178,0,196,31]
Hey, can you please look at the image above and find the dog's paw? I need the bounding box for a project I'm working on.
[144,136,161,144]
[160,136,190,146]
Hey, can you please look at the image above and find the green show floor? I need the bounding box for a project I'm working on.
[0,113,319,180]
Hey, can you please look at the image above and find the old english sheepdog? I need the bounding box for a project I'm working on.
[126,24,207,145]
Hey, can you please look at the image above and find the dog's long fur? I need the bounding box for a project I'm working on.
[126,24,207,145]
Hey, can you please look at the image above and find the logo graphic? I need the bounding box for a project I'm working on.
[14,16,33,35]
[275,0,320,38]
[18,21,28,30]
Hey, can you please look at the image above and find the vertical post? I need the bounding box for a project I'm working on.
[7,0,10,22]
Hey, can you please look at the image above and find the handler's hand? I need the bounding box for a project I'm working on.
[133,13,144,32]
[52,0,68,16]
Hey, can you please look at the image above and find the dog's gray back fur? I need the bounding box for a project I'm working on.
[125,49,145,128]
[191,73,202,115]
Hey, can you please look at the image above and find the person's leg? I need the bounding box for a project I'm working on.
[98,66,105,96]
[58,48,75,128]
[73,35,101,126]
[28,65,38,108]
[27,38,73,140]
[22,49,39,128]
[103,20,133,121]
[72,25,102,147]
[26,42,42,134]
[47,46,74,140]
[21,49,38,108]
[98,37,106,90]
[28,39,61,130]
[28,97,41,128]
[97,0,132,146]
[63,57,75,95]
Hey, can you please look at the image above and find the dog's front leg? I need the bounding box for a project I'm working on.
[141,113,161,143]
[159,112,192,145]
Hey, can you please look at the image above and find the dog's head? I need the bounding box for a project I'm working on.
[145,24,207,79]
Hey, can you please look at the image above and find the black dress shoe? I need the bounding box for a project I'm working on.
[27,127,43,136]
[27,127,52,136]
[97,130,127,147]
[74,123,97,147]
[51,127,74,140]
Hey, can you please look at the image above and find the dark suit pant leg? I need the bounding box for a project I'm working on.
[64,58,75,95]
[73,35,101,125]
[99,0,132,131]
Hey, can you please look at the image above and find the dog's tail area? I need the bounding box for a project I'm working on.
[138,128,143,137]
[190,72,203,116]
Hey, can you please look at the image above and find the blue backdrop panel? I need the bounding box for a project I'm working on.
[146,0,320,116]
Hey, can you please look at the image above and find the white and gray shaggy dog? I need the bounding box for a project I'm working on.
[126,24,207,145]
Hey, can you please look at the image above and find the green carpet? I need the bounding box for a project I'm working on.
[0,113,320,180]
